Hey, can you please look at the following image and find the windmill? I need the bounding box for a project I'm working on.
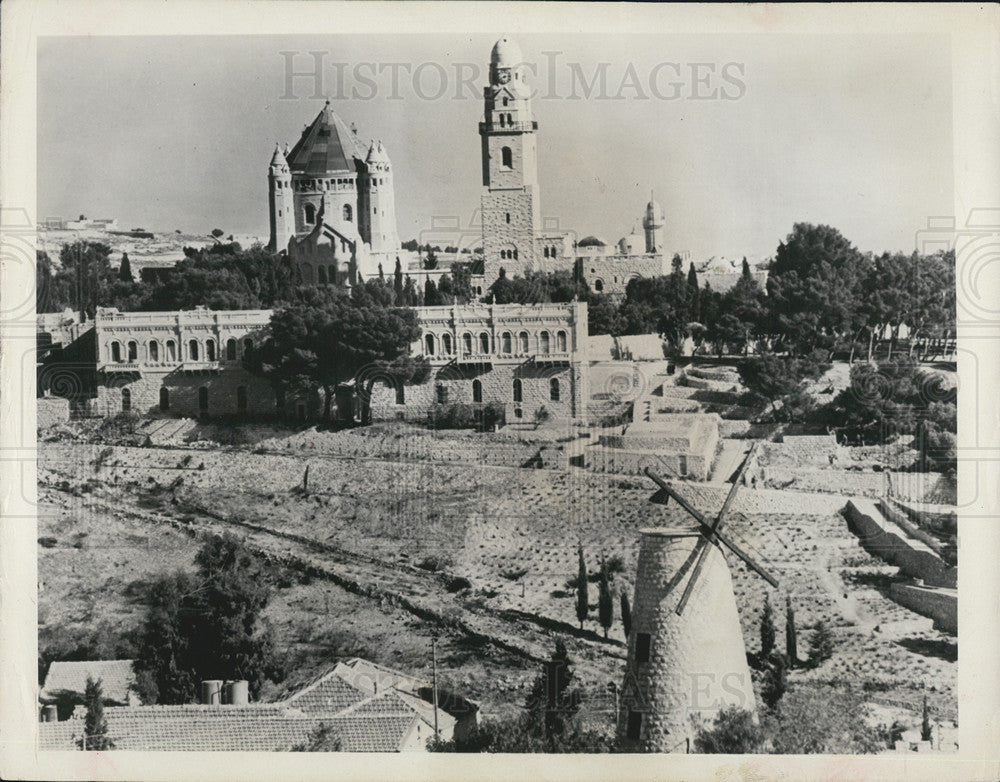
[644,442,778,615]
[618,443,779,752]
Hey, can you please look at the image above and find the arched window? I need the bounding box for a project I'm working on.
[121,387,131,413]
[501,332,512,354]
[502,97,509,107]
[237,385,247,413]
[463,333,473,356]
[425,333,436,356]
[513,378,523,403]
[198,386,209,412]
[479,332,490,354]
[317,266,327,284]
[505,213,511,224]
[501,146,512,168]
[159,387,169,411]
[543,247,549,258]
[148,340,159,362]
[550,378,560,401]
[518,331,529,353]
[539,331,550,354]
[436,384,448,404]
[499,113,506,127]
[506,113,513,125]
[304,203,316,224]
[127,341,138,361]
[395,382,405,405]
[243,338,254,354]
[442,333,453,354]
[472,379,483,404]
[226,338,237,361]
[206,339,216,362]
[513,248,519,260]
[594,278,604,292]
[343,204,353,222]
[189,340,200,361]
[166,340,176,361]
[557,330,567,353]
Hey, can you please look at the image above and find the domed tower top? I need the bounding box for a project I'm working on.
[643,193,665,254]
[491,36,522,67]
[644,198,664,227]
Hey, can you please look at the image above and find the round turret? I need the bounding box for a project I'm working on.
[644,199,664,227]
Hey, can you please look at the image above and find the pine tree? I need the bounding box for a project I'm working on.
[575,546,588,631]
[760,594,775,657]
[620,590,632,639]
[598,561,613,639]
[785,595,798,666]
[118,252,134,282]
[81,676,113,750]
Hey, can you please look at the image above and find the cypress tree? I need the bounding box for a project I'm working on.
[785,595,798,666]
[393,258,403,303]
[741,256,751,279]
[575,546,588,631]
[760,594,775,657]
[81,676,113,750]
[118,252,133,282]
[620,590,632,638]
[598,561,614,639]
[687,262,700,321]
[921,695,932,742]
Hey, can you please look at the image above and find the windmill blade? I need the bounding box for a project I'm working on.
[673,534,716,615]
[644,469,713,527]
[711,527,780,588]
[713,442,757,523]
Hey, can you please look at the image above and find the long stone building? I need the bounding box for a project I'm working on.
[91,301,589,423]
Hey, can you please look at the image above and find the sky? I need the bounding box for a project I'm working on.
[38,33,953,260]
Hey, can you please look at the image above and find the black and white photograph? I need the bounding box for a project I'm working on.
[2,2,999,780]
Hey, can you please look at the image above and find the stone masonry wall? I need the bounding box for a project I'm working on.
[888,583,957,635]
[96,368,275,418]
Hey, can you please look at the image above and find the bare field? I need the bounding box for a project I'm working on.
[37,427,957,726]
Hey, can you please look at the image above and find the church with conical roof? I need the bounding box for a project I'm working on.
[267,100,401,285]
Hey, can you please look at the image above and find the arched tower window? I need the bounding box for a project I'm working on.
[166,340,176,361]
[425,333,436,356]
[110,341,121,363]
[121,387,131,413]
[159,387,170,411]
[501,146,512,168]
[304,203,316,224]
[226,338,237,361]
[148,340,159,362]
[189,340,200,361]
[472,379,483,404]
[343,204,353,222]
[442,333,453,354]
[127,341,138,361]
[539,331,550,354]
[505,213,510,224]
[205,339,216,362]
[513,378,523,403]
[462,333,473,356]
[550,378,560,402]
[501,332,512,354]
[518,331,529,353]
[557,330,568,353]
[479,332,490,354]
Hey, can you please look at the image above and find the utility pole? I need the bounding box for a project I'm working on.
[431,635,440,740]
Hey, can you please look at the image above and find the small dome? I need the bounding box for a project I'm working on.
[491,36,522,67]
[646,199,664,220]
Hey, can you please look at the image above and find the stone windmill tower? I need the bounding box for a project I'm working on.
[618,445,778,752]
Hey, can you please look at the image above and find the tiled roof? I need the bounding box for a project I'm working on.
[332,658,424,697]
[41,660,136,705]
[281,670,368,715]
[38,706,419,752]
[286,103,366,175]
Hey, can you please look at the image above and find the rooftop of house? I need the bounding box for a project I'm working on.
[40,659,137,705]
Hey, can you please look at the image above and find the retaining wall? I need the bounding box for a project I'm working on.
[889,583,957,635]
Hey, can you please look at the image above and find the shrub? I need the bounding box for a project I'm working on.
[694,705,764,753]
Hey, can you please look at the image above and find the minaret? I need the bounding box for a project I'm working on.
[267,144,294,253]
[363,139,400,254]
[618,527,756,752]
[643,194,665,254]
[480,36,541,282]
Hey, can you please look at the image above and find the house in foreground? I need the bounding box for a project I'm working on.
[39,658,473,752]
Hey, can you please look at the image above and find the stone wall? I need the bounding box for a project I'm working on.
[37,396,71,428]
[580,253,667,295]
[845,500,956,588]
[889,583,957,635]
[95,367,276,418]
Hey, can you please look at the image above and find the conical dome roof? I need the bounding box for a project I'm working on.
[286,101,366,175]
[365,139,391,164]
[490,36,522,67]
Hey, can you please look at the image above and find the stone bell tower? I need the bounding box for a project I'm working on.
[618,527,756,752]
[480,36,541,283]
